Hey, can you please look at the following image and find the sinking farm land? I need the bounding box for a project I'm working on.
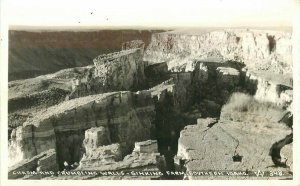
[8,29,293,180]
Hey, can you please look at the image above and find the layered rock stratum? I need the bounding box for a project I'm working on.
[8,28,293,180]
[144,29,292,75]
[9,91,155,166]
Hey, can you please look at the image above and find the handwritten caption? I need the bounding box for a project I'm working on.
[11,170,289,177]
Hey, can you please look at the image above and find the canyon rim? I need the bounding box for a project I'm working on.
[5,27,294,181]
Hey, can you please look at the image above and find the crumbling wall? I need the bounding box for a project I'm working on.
[77,140,165,179]
[80,143,122,168]
[8,91,155,168]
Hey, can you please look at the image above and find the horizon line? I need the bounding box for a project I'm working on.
[9,25,293,31]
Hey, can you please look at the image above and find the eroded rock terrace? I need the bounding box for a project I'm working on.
[8,30,293,180]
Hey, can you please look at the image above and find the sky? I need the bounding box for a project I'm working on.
[6,0,294,28]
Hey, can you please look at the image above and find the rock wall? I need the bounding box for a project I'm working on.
[144,29,292,75]
[74,140,165,180]
[9,47,147,113]
[145,51,293,114]
[93,48,146,91]
[37,140,165,180]
[8,91,155,168]
[8,47,148,137]
[133,140,159,153]
[80,143,123,168]
[144,62,169,88]
[83,127,111,149]
[68,48,147,98]
[244,69,293,109]
[146,61,237,112]
[148,75,192,112]
[122,40,145,51]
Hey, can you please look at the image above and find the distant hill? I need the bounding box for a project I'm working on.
[9,29,166,81]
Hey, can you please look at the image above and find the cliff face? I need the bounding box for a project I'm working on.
[243,69,293,109]
[8,47,146,112]
[92,48,146,91]
[145,44,293,116]
[8,47,147,138]
[9,91,155,168]
[144,29,292,75]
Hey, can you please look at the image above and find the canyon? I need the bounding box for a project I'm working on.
[8,28,293,180]
[9,29,165,81]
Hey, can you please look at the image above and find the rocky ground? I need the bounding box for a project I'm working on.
[8,28,293,180]
[176,94,292,180]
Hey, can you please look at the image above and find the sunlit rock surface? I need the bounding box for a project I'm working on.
[8,91,155,167]
[144,29,292,75]
[175,93,293,180]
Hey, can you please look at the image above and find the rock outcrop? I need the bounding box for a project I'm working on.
[144,33,293,114]
[216,67,240,88]
[144,29,292,75]
[9,47,146,113]
[8,91,155,168]
[47,140,165,180]
[122,40,145,51]
[79,143,123,168]
[83,127,111,149]
[79,140,161,170]
[8,47,147,140]
[133,140,159,153]
[243,69,293,108]
[8,149,58,179]
[92,48,146,91]
[175,93,293,180]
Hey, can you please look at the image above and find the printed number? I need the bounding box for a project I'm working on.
[269,171,283,177]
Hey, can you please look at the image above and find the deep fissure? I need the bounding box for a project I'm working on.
[147,59,293,178]
[149,60,252,177]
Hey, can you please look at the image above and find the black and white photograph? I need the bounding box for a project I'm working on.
[1,0,300,185]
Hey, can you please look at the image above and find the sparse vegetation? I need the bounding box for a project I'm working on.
[221,92,284,123]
